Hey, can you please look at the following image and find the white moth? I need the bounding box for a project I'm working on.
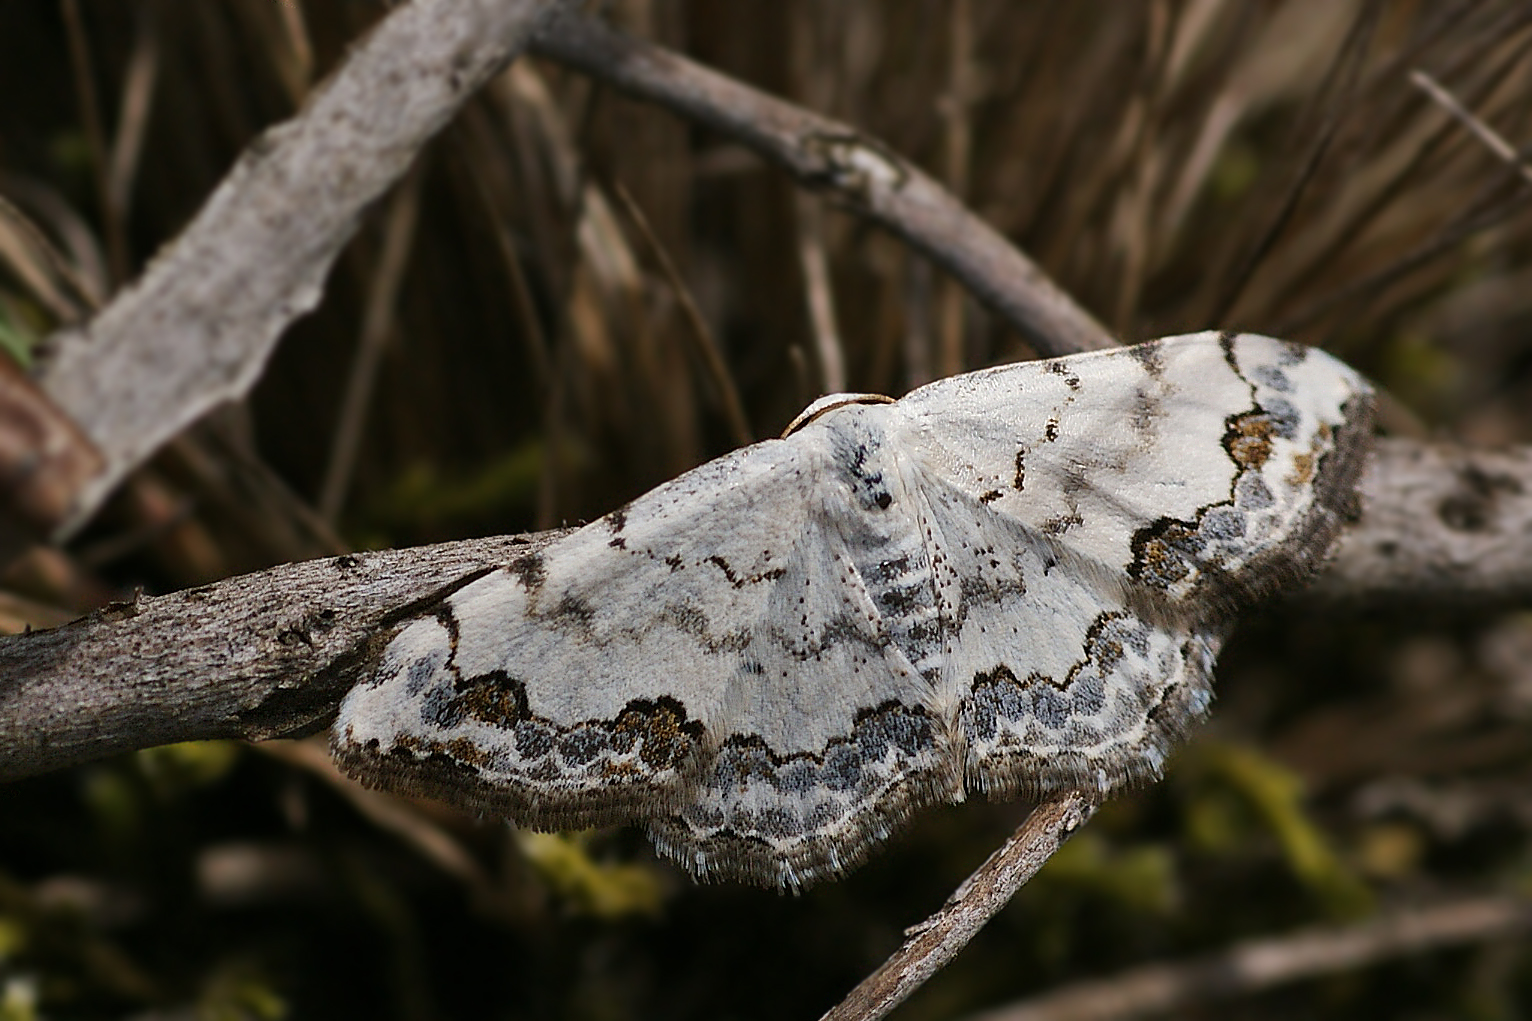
[332,332,1373,889]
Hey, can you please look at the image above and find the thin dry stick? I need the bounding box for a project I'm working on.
[821,793,1098,1021]
[967,893,1532,1021]
[0,530,575,781]
[319,172,422,523]
[610,180,754,446]
[797,194,849,394]
[1314,438,1532,603]
[1410,68,1532,187]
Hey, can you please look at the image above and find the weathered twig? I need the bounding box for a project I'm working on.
[34,0,571,536]
[821,794,1097,1021]
[963,893,1532,1021]
[1318,438,1532,604]
[530,11,1116,359]
[0,530,570,781]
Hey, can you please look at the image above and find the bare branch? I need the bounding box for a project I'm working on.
[34,0,571,536]
[1318,438,1532,604]
[965,894,1532,1021]
[821,794,1098,1021]
[0,530,570,781]
[530,12,1116,358]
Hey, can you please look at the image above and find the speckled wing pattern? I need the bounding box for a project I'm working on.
[332,332,1373,888]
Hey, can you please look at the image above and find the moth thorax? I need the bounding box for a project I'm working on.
[782,393,897,437]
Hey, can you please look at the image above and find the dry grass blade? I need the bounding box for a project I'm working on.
[611,179,753,446]
[320,172,423,523]
[60,0,127,284]
[1210,6,1532,341]
[796,193,848,394]
[0,193,94,322]
[269,0,316,99]
[1200,0,1379,326]
[105,8,160,224]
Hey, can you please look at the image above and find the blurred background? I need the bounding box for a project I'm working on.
[3,1,1532,1018]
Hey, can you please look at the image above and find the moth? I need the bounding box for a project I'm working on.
[332,332,1373,889]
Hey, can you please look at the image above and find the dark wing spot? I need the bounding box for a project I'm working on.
[550,594,596,631]
[708,555,742,587]
[611,697,703,770]
[508,553,546,594]
[1042,512,1083,535]
[1128,518,1200,589]
[1129,337,1165,377]
[453,669,531,727]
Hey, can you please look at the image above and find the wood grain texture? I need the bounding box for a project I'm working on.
[35,0,571,535]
